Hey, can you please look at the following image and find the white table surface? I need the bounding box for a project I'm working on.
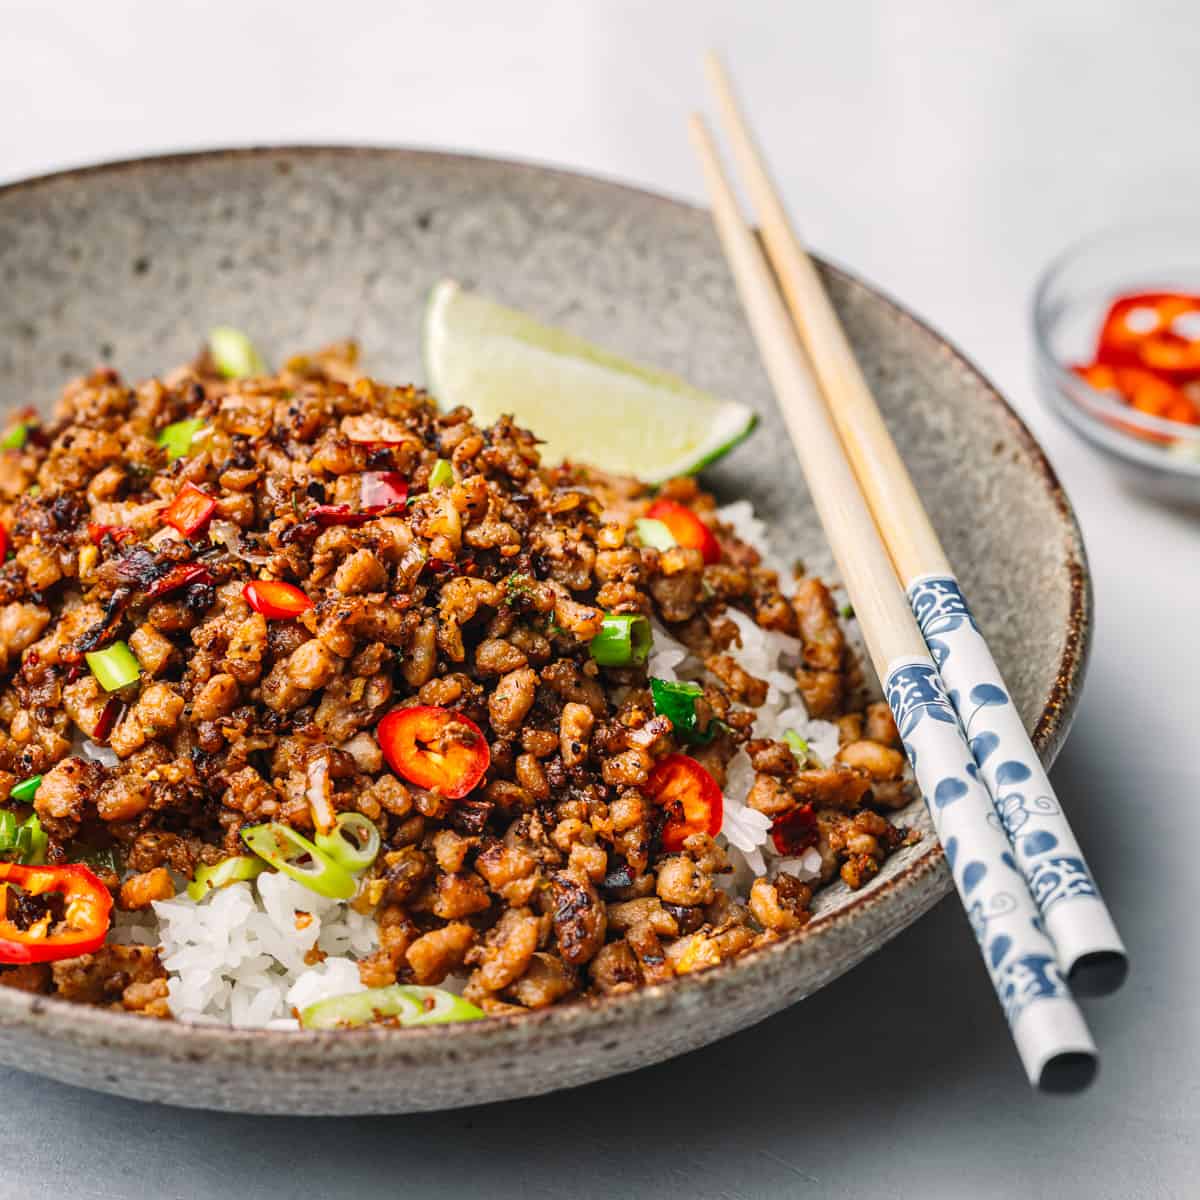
[2,2,1195,1196]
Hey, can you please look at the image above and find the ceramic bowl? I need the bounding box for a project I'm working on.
[0,148,1090,1113]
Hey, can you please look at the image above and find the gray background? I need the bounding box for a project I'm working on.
[1,1,1195,1196]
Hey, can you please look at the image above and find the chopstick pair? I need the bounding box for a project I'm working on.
[690,54,1127,1091]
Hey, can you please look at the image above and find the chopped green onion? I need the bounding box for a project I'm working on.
[634,518,676,552]
[85,641,141,692]
[314,812,381,874]
[11,814,48,865]
[208,326,266,379]
[186,855,266,902]
[299,984,484,1031]
[0,810,16,851]
[25,484,40,496]
[650,677,715,744]
[428,458,454,489]
[588,613,652,667]
[241,822,357,900]
[157,418,207,462]
[839,603,855,620]
[9,774,41,804]
[783,729,809,758]
[0,423,29,451]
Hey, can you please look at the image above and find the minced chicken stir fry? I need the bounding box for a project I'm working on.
[0,338,916,1026]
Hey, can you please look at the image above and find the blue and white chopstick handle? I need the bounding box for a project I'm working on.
[885,654,1095,1087]
[908,574,1126,987]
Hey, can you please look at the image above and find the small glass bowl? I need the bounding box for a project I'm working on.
[1032,222,1200,505]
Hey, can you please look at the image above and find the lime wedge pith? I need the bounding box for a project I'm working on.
[423,280,756,483]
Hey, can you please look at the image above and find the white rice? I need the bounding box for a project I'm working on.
[117,499,831,1027]
[148,873,375,1030]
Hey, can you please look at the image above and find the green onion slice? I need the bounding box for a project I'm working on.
[0,810,16,852]
[9,774,41,803]
[10,814,48,865]
[186,855,267,903]
[85,641,141,692]
[589,614,652,667]
[650,677,716,744]
[428,458,454,489]
[783,729,810,761]
[157,418,208,462]
[313,812,381,875]
[208,326,266,379]
[240,822,357,900]
[0,423,29,451]
[299,984,484,1031]
[634,518,676,552]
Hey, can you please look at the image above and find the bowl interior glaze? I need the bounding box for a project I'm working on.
[0,148,1089,1114]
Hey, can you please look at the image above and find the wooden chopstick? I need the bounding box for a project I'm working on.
[688,113,1097,1091]
[703,51,1127,996]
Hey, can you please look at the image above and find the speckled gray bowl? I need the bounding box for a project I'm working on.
[0,148,1089,1114]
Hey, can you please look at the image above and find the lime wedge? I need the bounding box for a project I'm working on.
[423,280,756,482]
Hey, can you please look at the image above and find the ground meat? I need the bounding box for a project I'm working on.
[792,577,844,672]
[467,907,541,993]
[0,346,912,1024]
[864,701,900,747]
[33,757,102,838]
[589,939,641,993]
[405,921,475,984]
[559,701,594,767]
[791,766,873,811]
[488,667,538,734]
[507,952,575,1008]
[705,653,769,707]
[656,855,716,906]
[50,944,166,1012]
[794,667,843,719]
[118,867,176,910]
[0,963,51,994]
[836,739,905,780]
[428,871,491,919]
[549,870,607,965]
[749,873,813,932]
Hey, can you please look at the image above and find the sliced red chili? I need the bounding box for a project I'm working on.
[91,696,122,743]
[0,524,8,562]
[645,499,721,565]
[423,556,476,579]
[308,504,375,528]
[360,471,409,513]
[243,579,313,620]
[645,753,723,852]
[1096,292,1200,380]
[377,705,490,800]
[87,523,136,546]
[145,561,214,599]
[0,862,113,964]
[1071,361,1200,434]
[770,803,818,856]
[162,483,218,537]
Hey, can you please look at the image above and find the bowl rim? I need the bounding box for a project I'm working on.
[1032,220,1200,472]
[0,144,1092,1059]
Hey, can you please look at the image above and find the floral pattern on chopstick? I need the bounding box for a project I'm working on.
[884,653,1076,1049]
[905,575,1103,932]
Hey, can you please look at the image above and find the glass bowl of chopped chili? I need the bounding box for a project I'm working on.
[1033,222,1200,504]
